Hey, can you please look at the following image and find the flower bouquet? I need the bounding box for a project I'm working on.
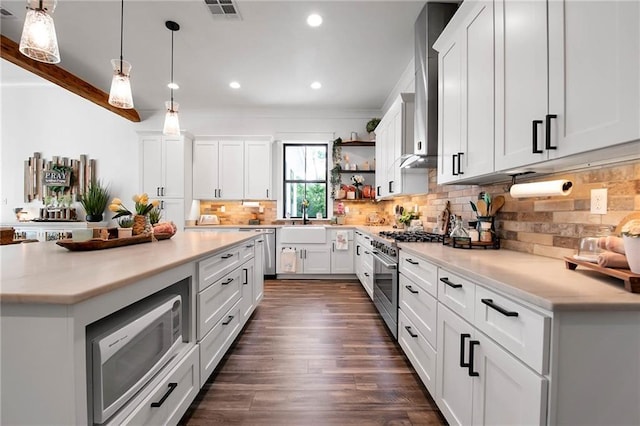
[109,194,159,235]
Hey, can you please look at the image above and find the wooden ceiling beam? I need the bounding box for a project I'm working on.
[1,35,141,123]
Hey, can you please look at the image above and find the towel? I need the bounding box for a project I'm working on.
[597,236,626,255]
[597,251,629,269]
[335,230,349,250]
[280,248,297,273]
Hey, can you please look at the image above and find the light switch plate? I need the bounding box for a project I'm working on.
[590,188,607,215]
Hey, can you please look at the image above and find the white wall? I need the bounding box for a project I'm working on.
[1,67,382,223]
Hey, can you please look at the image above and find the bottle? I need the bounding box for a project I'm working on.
[450,215,468,238]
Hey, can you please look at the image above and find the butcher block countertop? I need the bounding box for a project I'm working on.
[0,232,256,305]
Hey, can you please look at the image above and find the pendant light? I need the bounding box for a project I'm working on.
[163,21,181,136]
[108,0,134,109]
[18,0,60,64]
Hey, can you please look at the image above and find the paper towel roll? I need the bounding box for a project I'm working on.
[509,180,573,198]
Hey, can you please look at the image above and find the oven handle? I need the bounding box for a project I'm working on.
[371,251,397,269]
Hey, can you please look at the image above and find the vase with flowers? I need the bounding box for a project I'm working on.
[109,193,159,236]
[351,175,364,199]
[621,219,640,273]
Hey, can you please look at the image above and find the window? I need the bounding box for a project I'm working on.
[283,144,327,218]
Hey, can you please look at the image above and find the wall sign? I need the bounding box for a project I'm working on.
[43,169,71,187]
[24,152,97,202]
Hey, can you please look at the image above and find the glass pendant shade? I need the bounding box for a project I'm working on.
[163,101,180,136]
[19,2,60,64]
[108,59,134,109]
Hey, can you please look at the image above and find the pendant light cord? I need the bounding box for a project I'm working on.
[119,0,124,72]
[170,29,174,109]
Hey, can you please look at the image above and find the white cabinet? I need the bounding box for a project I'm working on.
[354,230,373,299]
[276,244,331,274]
[240,259,256,321]
[434,0,495,184]
[375,94,428,199]
[139,132,193,229]
[193,139,272,200]
[253,237,265,304]
[330,229,354,274]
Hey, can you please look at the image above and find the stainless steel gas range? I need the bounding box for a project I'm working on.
[369,230,444,339]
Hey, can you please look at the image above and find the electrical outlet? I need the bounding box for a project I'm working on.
[590,188,607,215]
[220,205,226,213]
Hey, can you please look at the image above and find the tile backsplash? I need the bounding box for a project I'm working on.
[198,160,639,260]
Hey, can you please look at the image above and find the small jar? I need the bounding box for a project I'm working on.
[468,228,479,242]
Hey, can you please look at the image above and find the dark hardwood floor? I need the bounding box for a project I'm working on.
[179,279,446,425]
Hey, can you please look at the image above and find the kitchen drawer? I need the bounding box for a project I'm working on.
[398,310,437,395]
[121,345,199,426]
[437,268,476,324]
[400,251,438,298]
[474,286,550,374]
[199,302,242,386]
[362,247,374,270]
[197,246,241,291]
[197,267,242,339]
[361,263,373,300]
[239,240,255,263]
[399,274,437,348]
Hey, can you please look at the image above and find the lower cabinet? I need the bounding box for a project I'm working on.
[276,244,331,274]
[355,231,373,299]
[199,302,242,386]
[240,259,256,320]
[330,229,355,273]
[398,310,437,395]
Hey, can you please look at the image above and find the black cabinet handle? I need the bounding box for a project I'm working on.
[452,154,458,175]
[388,181,394,193]
[377,186,381,196]
[222,315,234,325]
[156,187,160,196]
[222,277,234,285]
[364,272,370,277]
[481,298,519,317]
[406,258,419,265]
[221,253,234,259]
[242,268,248,285]
[405,285,419,294]
[532,120,543,153]
[161,200,164,210]
[460,333,471,368]
[417,141,422,151]
[545,114,557,150]
[440,277,462,288]
[457,152,464,175]
[150,383,177,408]
[405,326,418,338]
[468,340,480,377]
[162,187,165,196]
[356,245,360,256]
[266,189,269,198]
[364,250,371,255]
[219,189,222,198]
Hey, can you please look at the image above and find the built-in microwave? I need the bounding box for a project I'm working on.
[89,294,182,424]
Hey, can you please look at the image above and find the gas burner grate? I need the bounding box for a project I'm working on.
[379,231,445,243]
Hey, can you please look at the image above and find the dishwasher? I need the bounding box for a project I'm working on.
[239,228,276,276]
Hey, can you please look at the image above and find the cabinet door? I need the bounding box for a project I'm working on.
[494,0,549,171]
[193,141,219,199]
[141,135,163,197]
[254,239,264,304]
[330,241,354,274]
[240,260,255,320]
[159,198,184,230]
[244,140,272,199]
[218,141,244,200]
[461,0,495,178]
[437,34,463,184]
[472,333,548,426]
[162,136,185,198]
[302,246,331,274]
[375,121,388,199]
[436,303,474,426]
[548,0,640,158]
[387,106,402,195]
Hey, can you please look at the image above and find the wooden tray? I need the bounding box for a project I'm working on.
[564,256,640,293]
[56,233,173,251]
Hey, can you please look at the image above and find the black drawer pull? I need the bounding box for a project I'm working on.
[468,340,480,377]
[532,120,543,153]
[221,253,234,259]
[222,315,234,325]
[440,277,462,288]
[356,245,360,256]
[150,383,177,408]
[364,250,371,255]
[452,154,458,175]
[545,114,557,150]
[460,333,471,368]
[405,258,419,265]
[481,298,519,317]
[243,268,248,285]
[222,277,234,285]
[246,244,254,248]
[457,152,464,175]
[364,272,370,277]
[405,326,418,338]
[405,285,419,294]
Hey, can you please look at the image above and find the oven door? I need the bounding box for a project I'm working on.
[371,250,398,339]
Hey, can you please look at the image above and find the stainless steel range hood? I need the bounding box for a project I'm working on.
[400,2,458,169]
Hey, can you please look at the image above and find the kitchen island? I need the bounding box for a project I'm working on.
[0,231,261,425]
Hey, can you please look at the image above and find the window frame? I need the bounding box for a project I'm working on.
[282,143,328,219]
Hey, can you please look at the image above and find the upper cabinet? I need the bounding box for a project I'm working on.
[435,0,640,183]
[435,0,495,184]
[375,93,429,199]
[193,138,272,201]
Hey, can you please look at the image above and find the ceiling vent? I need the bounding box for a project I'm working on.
[0,7,16,19]
[204,0,242,20]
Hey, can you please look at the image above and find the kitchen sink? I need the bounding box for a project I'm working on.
[279,226,326,244]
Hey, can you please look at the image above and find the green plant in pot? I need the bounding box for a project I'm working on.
[80,180,110,222]
[117,216,134,238]
[366,118,381,140]
[148,206,162,225]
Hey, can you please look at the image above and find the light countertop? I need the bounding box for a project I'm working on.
[0,232,257,305]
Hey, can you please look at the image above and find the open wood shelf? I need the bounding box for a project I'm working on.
[340,140,375,146]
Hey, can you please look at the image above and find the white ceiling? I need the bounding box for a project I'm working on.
[0,0,427,114]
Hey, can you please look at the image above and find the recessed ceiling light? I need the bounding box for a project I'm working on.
[229,81,241,89]
[307,14,322,27]
[167,82,179,90]
[310,81,322,90]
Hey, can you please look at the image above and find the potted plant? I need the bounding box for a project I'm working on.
[621,219,640,273]
[117,216,134,238]
[80,180,110,222]
[366,118,381,141]
[148,206,162,225]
